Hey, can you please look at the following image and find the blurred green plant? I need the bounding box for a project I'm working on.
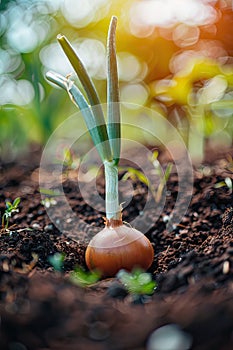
[121,150,172,203]
[117,268,156,296]
[41,197,57,209]
[1,197,20,229]
[215,177,232,193]
[1,0,233,164]
[48,252,65,272]
[56,147,81,179]
[152,58,233,162]
[70,267,101,287]
[40,188,61,209]
[0,0,74,159]
[63,148,80,170]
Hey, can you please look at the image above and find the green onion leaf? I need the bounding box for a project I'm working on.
[56,35,112,162]
[107,16,121,165]
[46,71,112,162]
[67,80,113,161]
[57,34,101,108]
[45,71,68,90]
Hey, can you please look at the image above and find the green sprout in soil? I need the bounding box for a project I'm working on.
[70,267,101,287]
[122,150,173,203]
[63,147,75,169]
[117,268,157,296]
[41,197,57,209]
[48,252,65,272]
[1,197,21,230]
[46,16,154,277]
[40,188,61,208]
[215,177,232,194]
[54,147,81,178]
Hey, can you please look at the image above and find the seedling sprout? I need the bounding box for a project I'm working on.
[215,177,232,193]
[1,197,21,230]
[122,150,173,203]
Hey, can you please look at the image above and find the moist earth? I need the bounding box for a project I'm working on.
[0,146,233,350]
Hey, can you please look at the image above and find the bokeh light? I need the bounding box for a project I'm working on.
[73,39,106,79]
[0,0,233,159]
[172,24,200,48]
[0,48,21,74]
[120,83,149,108]
[0,77,35,105]
[5,1,52,53]
[40,43,72,76]
[198,75,228,105]
[117,52,146,82]
[130,0,217,34]
[61,0,109,27]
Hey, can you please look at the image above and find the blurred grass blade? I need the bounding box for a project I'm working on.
[122,167,149,187]
[107,16,121,165]
[57,34,112,161]
[164,163,173,183]
[40,188,61,196]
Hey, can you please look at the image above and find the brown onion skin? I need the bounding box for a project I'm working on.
[85,224,154,277]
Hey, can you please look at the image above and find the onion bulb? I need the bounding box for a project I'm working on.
[85,221,154,277]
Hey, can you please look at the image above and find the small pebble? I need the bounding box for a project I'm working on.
[44,224,54,232]
[147,324,192,350]
[31,223,41,230]
[163,215,170,223]
[223,261,230,274]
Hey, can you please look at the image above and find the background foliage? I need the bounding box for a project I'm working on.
[0,0,233,161]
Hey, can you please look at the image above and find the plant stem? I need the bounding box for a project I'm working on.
[104,160,120,221]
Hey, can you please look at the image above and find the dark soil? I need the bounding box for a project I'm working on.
[0,146,233,350]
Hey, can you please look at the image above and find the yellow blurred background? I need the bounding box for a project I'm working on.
[0,0,233,161]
